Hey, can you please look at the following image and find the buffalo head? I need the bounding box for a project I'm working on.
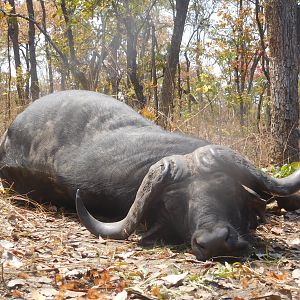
[76,144,300,260]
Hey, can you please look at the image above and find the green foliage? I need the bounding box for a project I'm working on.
[271,162,300,178]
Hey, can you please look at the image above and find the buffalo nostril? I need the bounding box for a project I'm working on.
[224,226,230,242]
[191,226,248,260]
[219,226,230,241]
[194,238,205,250]
[192,227,232,258]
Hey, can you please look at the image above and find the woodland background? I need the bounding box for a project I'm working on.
[0,0,299,167]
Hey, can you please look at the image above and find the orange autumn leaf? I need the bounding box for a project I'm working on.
[11,290,23,298]
[240,278,250,288]
[267,271,289,281]
[151,286,161,298]
[87,288,101,299]
[18,272,29,279]
[60,280,82,291]
[55,274,64,285]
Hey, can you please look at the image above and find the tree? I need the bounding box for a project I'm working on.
[26,0,39,100]
[7,0,24,102]
[215,0,262,127]
[60,0,89,89]
[266,0,299,164]
[39,0,53,94]
[160,0,190,126]
[123,0,146,108]
[255,0,271,130]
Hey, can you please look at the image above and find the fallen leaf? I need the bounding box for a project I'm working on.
[241,278,250,288]
[7,279,26,288]
[256,266,265,274]
[162,271,188,286]
[178,286,196,292]
[87,288,101,299]
[60,281,81,291]
[63,290,86,298]
[287,237,300,247]
[151,286,162,298]
[55,273,64,285]
[31,290,46,300]
[292,268,300,279]
[267,272,289,281]
[113,290,127,300]
[39,287,58,297]
[0,240,14,249]
[117,251,135,260]
[271,226,283,235]
[18,272,29,279]
[11,290,23,298]
[65,268,86,280]
[94,269,112,287]
[37,276,52,284]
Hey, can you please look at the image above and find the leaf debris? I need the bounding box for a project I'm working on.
[0,190,299,299]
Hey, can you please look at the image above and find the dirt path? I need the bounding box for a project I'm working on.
[0,192,299,300]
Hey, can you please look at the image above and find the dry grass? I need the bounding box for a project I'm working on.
[1,92,273,166]
[0,94,26,135]
[168,103,273,167]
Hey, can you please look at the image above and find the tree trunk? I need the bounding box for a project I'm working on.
[124,1,146,108]
[23,44,30,100]
[151,24,159,116]
[256,84,266,131]
[39,0,53,93]
[60,68,66,90]
[6,32,12,121]
[60,0,89,89]
[255,0,271,131]
[266,0,299,164]
[7,0,24,103]
[184,51,191,113]
[26,0,40,100]
[235,0,247,127]
[160,0,190,126]
[265,79,271,130]
[104,32,122,97]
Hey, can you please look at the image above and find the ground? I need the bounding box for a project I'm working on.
[0,188,299,300]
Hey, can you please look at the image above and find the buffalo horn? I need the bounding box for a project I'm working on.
[76,157,177,239]
[194,145,300,196]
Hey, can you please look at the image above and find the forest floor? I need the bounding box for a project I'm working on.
[0,188,299,300]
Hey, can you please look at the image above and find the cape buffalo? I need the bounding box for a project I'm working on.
[0,90,299,260]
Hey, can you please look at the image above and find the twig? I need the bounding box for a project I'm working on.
[0,263,5,287]
[127,287,155,300]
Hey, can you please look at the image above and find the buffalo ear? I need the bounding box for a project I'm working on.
[248,196,267,227]
[243,186,267,224]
